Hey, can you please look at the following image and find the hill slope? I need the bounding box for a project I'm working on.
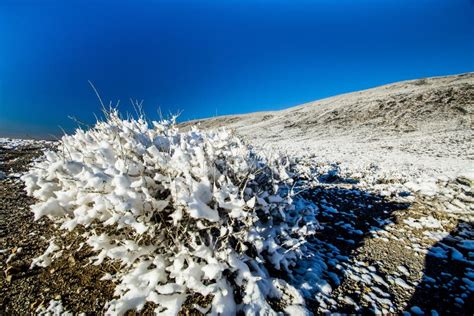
[183,72,474,180]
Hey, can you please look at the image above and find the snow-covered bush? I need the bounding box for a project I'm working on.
[22,110,320,315]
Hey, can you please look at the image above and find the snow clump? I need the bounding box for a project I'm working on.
[22,110,320,315]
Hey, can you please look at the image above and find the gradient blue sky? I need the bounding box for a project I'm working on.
[1,0,473,138]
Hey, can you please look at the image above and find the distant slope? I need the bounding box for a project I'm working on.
[181,73,474,177]
[183,72,473,140]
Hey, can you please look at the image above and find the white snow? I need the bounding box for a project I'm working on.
[36,299,72,316]
[394,277,413,290]
[0,137,52,149]
[459,240,474,251]
[410,306,424,315]
[403,216,443,230]
[397,265,410,277]
[30,240,60,268]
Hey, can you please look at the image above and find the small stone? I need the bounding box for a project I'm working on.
[68,255,76,266]
[457,176,473,188]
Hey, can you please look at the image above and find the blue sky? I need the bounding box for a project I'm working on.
[0,0,473,138]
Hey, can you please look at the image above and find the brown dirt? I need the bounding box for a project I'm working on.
[0,144,116,314]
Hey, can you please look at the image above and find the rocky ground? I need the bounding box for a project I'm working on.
[0,139,472,315]
[0,141,117,315]
[302,173,474,315]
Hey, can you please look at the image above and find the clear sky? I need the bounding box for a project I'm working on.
[0,0,473,138]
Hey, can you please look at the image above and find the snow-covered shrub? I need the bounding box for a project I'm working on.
[22,110,320,315]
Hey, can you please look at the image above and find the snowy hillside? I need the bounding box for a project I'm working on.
[183,72,474,187]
